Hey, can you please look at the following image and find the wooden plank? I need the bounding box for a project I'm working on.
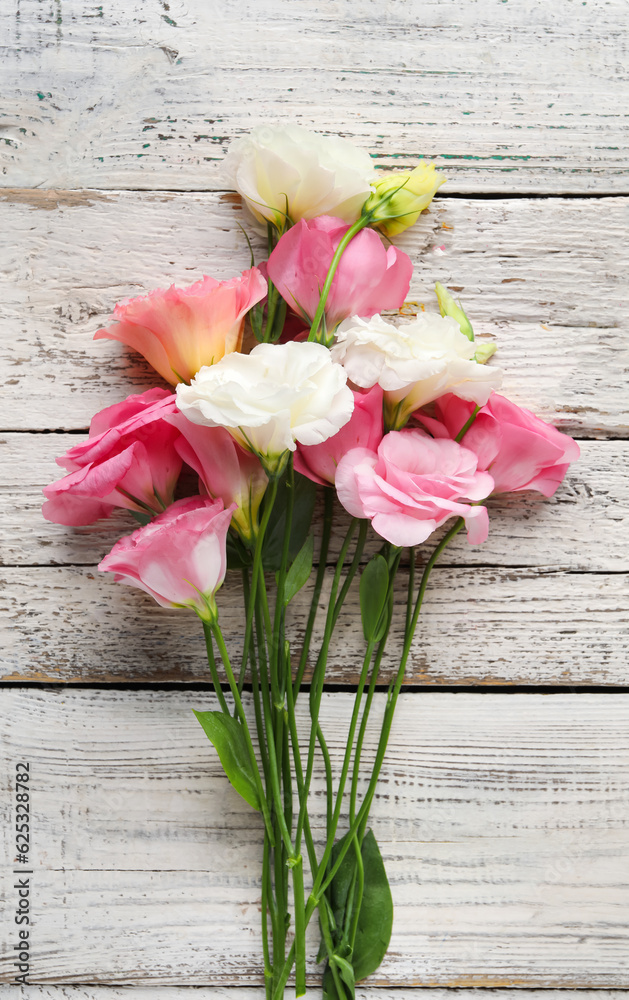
[4,993,629,1000]
[3,436,626,572]
[1,565,627,685]
[0,191,627,435]
[1,690,628,985]
[1,0,628,192]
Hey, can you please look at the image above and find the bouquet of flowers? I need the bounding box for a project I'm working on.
[42,125,579,999]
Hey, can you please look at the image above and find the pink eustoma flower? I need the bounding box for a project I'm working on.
[42,388,182,525]
[266,216,412,331]
[98,496,235,620]
[294,385,384,486]
[416,393,580,496]
[335,429,494,546]
[94,268,267,386]
[165,411,268,543]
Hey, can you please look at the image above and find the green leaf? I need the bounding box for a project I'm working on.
[350,830,393,981]
[225,532,250,570]
[283,534,314,605]
[331,955,355,997]
[322,952,355,1000]
[322,965,338,1000]
[359,555,389,642]
[270,296,288,342]
[316,937,328,965]
[326,828,393,984]
[130,510,152,526]
[262,471,316,571]
[193,710,260,811]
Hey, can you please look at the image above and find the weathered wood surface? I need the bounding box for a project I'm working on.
[5,993,629,1000]
[2,690,628,985]
[1,192,627,435]
[3,0,629,991]
[2,562,627,685]
[4,433,627,686]
[2,0,628,193]
[4,436,626,571]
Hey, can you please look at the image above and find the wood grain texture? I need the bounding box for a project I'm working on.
[5,994,629,1000]
[3,0,629,991]
[1,0,628,192]
[1,690,628,985]
[4,436,626,571]
[1,191,627,434]
[2,564,627,685]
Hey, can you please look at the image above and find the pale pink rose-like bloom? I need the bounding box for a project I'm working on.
[98,496,235,620]
[42,389,182,526]
[94,268,267,386]
[335,429,494,546]
[416,393,580,496]
[294,386,384,486]
[266,216,413,331]
[165,412,268,543]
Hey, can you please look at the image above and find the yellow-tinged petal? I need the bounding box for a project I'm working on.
[435,281,474,341]
[363,162,446,237]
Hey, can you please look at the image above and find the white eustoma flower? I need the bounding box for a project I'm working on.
[332,313,502,429]
[176,341,355,475]
[223,125,375,228]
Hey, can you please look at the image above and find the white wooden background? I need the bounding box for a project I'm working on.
[1,0,628,996]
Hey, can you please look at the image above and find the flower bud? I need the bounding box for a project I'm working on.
[474,342,498,364]
[362,162,446,237]
[434,282,474,341]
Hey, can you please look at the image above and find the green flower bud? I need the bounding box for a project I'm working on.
[474,342,498,364]
[435,281,474,341]
[363,162,446,237]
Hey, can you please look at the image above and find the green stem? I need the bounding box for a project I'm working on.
[263,279,281,343]
[255,594,282,989]
[308,519,465,917]
[295,518,359,851]
[405,546,415,635]
[238,477,279,694]
[292,855,307,997]
[285,648,319,878]
[210,621,274,844]
[455,404,480,442]
[349,549,402,825]
[355,520,465,849]
[281,712,293,851]
[331,519,368,630]
[293,487,334,699]
[347,832,365,952]
[261,830,274,995]
[274,708,289,927]
[272,458,294,699]
[241,568,271,788]
[272,806,286,993]
[201,622,229,715]
[271,942,294,1000]
[308,216,369,344]
[319,898,349,1000]
[257,561,274,644]
[317,724,334,839]
[253,567,296,868]
[249,650,271,791]
[312,637,376,890]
